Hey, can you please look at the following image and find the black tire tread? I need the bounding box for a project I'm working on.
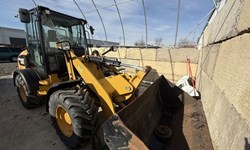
[15,74,44,109]
[49,89,99,148]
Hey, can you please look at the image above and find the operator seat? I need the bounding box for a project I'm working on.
[47,30,58,52]
[46,30,67,75]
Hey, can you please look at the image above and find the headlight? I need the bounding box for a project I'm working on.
[56,41,71,51]
[18,57,25,65]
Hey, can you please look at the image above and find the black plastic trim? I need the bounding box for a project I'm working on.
[13,69,43,95]
[45,79,82,112]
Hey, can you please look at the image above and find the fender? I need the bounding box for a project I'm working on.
[13,69,44,95]
[45,79,82,112]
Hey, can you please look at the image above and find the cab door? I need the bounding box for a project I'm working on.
[25,11,45,72]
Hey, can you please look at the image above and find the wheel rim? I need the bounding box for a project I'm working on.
[19,85,27,102]
[55,106,73,137]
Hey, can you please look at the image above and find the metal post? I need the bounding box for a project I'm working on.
[141,0,148,47]
[114,0,126,46]
[91,0,108,43]
[174,0,181,48]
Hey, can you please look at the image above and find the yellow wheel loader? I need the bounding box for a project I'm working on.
[14,6,213,149]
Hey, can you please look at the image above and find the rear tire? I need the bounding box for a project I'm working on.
[48,89,99,148]
[15,74,44,109]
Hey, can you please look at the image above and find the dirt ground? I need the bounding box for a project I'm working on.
[0,62,92,150]
[0,62,17,76]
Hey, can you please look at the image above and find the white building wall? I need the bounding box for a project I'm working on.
[0,27,25,45]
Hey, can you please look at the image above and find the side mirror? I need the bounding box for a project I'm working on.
[102,46,118,55]
[56,41,71,51]
[110,46,118,52]
[19,8,30,23]
[90,26,95,35]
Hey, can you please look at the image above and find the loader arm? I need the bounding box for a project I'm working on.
[65,50,149,117]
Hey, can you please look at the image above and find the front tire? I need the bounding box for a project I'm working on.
[48,89,99,148]
[15,74,44,109]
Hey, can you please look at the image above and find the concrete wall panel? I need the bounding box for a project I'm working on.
[199,71,250,150]
[203,0,243,45]
[174,62,197,78]
[213,33,250,124]
[126,48,156,60]
[200,44,221,79]
[107,48,127,59]
[143,60,172,74]
[156,48,199,63]
[237,0,250,31]
[198,3,250,147]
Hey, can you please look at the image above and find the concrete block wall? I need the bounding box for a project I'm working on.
[202,0,244,46]
[93,47,199,83]
[197,0,250,149]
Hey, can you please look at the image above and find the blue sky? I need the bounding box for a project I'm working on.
[0,0,214,46]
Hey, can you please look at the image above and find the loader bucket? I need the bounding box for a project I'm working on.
[103,75,213,150]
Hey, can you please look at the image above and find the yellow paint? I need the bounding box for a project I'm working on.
[104,75,134,102]
[17,50,28,69]
[16,48,149,118]
[65,51,76,80]
[70,51,115,117]
[130,71,146,88]
[19,84,27,102]
[56,106,73,137]
[38,74,61,96]
[68,51,148,116]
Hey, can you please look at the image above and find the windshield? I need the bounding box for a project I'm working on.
[41,10,88,52]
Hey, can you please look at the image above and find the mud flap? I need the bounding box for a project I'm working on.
[103,75,213,150]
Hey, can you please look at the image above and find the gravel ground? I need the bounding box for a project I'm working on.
[0,75,66,150]
[0,62,17,76]
[0,62,93,150]
[0,62,213,150]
